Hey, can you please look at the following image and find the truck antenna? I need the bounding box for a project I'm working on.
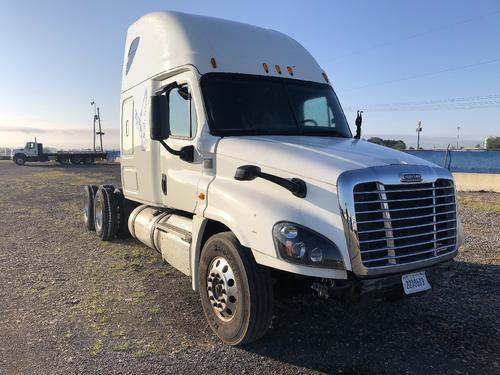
[355,110,363,139]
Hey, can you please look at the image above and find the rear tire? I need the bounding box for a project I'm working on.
[83,156,94,165]
[83,184,98,230]
[94,185,117,241]
[114,187,133,239]
[70,156,82,164]
[58,157,69,165]
[199,232,274,346]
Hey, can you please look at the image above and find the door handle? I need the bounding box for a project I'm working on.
[161,173,167,195]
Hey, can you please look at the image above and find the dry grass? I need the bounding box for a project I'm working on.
[458,195,500,213]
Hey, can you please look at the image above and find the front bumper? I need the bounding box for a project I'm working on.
[314,260,454,298]
[352,260,454,295]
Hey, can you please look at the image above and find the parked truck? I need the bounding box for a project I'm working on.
[82,11,463,345]
[11,139,107,165]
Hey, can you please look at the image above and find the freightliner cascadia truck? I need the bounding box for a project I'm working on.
[82,11,463,345]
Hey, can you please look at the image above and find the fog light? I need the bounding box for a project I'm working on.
[309,248,324,263]
[280,225,298,239]
[291,242,306,259]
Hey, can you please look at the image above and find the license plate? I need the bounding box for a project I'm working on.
[401,271,431,295]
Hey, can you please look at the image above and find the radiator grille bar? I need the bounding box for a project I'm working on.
[353,179,457,268]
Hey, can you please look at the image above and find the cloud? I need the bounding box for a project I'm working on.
[0,125,120,149]
[0,125,101,135]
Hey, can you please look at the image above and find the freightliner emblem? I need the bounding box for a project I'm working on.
[400,173,422,183]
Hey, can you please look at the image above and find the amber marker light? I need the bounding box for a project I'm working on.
[198,192,205,200]
[210,57,217,68]
[262,63,269,73]
[286,66,294,76]
[275,64,282,74]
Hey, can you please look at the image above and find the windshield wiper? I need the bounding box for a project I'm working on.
[297,129,347,137]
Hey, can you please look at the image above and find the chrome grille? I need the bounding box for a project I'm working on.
[353,179,457,268]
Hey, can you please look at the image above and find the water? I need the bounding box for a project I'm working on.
[101,149,500,173]
[404,150,500,173]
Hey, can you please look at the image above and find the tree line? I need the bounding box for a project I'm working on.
[368,136,500,150]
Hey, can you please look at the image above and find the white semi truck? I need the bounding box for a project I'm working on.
[82,11,463,345]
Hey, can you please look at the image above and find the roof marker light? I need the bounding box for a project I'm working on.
[275,64,282,74]
[287,66,294,76]
[322,72,329,83]
[263,63,269,73]
[210,57,217,68]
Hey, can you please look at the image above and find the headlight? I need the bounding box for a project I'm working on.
[273,222,344,269]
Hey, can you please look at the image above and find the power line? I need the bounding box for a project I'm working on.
[331,9,500,61]
[344,94,500,112]
[343,58,500,91]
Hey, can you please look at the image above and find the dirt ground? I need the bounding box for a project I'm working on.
[0,161,498,375]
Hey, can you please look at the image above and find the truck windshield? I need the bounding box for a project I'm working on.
[201,73,352,138]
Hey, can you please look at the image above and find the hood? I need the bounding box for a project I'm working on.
[216,136,438,185]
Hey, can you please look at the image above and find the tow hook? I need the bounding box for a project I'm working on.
[311,279,335,299]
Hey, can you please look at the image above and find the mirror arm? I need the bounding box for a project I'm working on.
[155,81,179,95]
[234,165,307,198]
[158,139,181,156]
[158,140,194,163]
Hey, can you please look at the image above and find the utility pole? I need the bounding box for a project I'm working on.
[416,121,422,149]
[90,101,105,152]
[456,126,461,149]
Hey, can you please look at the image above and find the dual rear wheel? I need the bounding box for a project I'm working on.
[82,184,131,240]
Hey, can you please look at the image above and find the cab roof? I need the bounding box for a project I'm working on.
[122,11,328,92]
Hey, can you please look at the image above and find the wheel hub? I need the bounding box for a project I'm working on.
[95,198,103,230]
[207,257,237,321]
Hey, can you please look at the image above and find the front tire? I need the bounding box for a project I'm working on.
[13,155,26,165]
[94,185,117,241]
[199,232,274,346]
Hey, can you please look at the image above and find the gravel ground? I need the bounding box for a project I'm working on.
[0,161,498,375]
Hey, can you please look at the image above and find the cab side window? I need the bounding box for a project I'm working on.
[168,85,197,138]
[26,142,35,149]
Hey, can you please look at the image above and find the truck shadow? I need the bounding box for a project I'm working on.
[241,261,499,373]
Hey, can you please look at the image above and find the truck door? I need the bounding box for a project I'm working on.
[24,142,38,158]
[159,71,202,213]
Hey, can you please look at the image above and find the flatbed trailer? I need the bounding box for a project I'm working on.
[11,140,107,165]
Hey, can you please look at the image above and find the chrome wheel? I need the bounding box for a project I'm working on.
[84,194,90,222]
[207,256,238,321]
[94,197,103,232]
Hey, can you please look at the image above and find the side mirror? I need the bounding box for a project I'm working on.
[150,95,170,141]
[234,165,262,181]
[234,165,307,198]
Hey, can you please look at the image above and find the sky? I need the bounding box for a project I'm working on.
[0,0,499,150]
